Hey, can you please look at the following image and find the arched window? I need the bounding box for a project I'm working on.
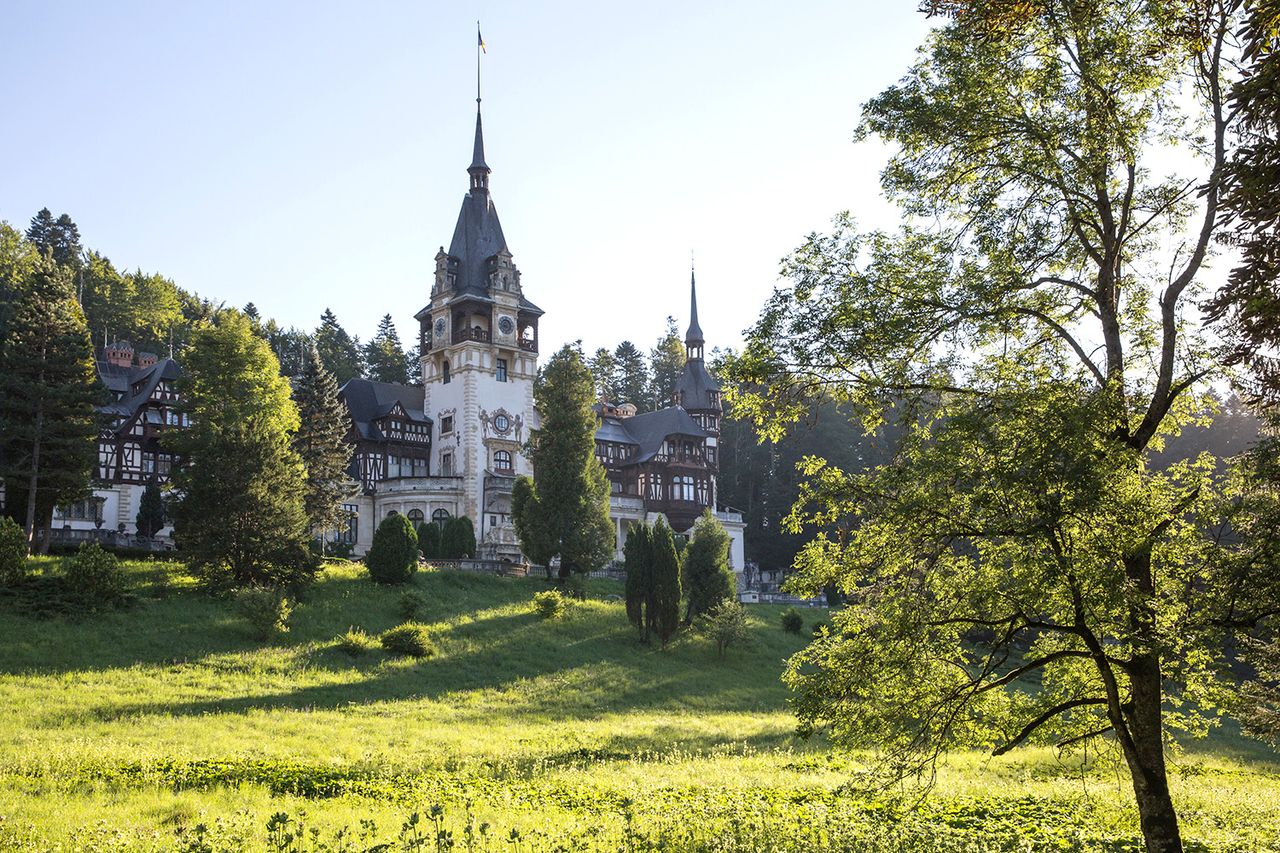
[493,450,512,472]
[432,508,451,527]
[407,508,424,524]
[441,360,451,384]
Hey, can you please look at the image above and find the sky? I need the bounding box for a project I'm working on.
[2,2,934,356]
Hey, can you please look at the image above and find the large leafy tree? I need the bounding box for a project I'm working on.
[314,308,364,385]
[647,317,686,411]
[292,341,356,546]
[612,341,650,410]
[727,3,1260,851]
[0,256,99,550]
[511,345,614,578]
[364,314,411,384]
[165,311,315,589]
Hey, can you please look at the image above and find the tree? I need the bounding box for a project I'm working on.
[364,314,411,384]
[700,600,749,659]
[441,516,477,559]
[682,509,735,622]
[293,341,356,547]
[587,347,618,401]
[647,317,685,411]
[416,521,441,560]
[165,311,316,589]
[314,308,364,385]
[511,345,614,578]
[366,513,419,584]
[726,4,1255,850]
[26,209,81,268]
[135,482,167,538]
[612,341,649,410]
[649,516,682,647]
[0,256,99,551]
[623,522,654,641]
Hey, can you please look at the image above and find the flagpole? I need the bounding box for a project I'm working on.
[476,21,482,106]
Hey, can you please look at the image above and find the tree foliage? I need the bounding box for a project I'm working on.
[726,4,1259,850]
[440,516,477,559]
[0,255,99,550]
[293,341,355,542]
[365,314,411,384]
[647,317,686,411]
[650,516,682,647]
[314,308,364,385]
[165,311,316,589]
[417,521,441,560]
[135,482,167,539]
[512,345,614,577]
[700,600,749,659]
[682,509,735,621]
[366,513,419,584]
[623,522,654,641]
[612,341,650,410]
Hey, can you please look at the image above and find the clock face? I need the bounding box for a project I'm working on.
[493,413,511,433]
[434,318,447,339]
[498,315,515,335]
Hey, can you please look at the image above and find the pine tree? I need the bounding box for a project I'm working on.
[165,311,316,589]
[647,317,686,411]
[613,341,649,410]
[650,516,682,647]
[314,308,364,385]
[587,347,618,401]
[25,209,55,252]
[364,314,411,384]
[135,482,167,538]
[25,210,82,269]
[511,345,615,578]
[0,256,100,551]
[682,509,735,621]
[293,341,356,546]
[623,522,654,641]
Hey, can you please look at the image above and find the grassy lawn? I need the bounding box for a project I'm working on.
[0,558,1278,851]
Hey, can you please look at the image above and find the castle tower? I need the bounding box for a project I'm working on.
[414,100,543,559]
[671,268,723,506]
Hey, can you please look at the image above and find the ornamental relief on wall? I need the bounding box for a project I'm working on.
[479,407,523,442]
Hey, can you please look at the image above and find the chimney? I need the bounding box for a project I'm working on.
[104,341,134,368]
[137,351,158,369]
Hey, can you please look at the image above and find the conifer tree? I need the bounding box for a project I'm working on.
[612,341,649,410]
[647,317,686,411]
[587,347,617,401]
[682,509,735,622]
[416,521,441,559]
[25,209,82,269]
[364,314,411,384]
[511,345,614,577]
[623,522,654,641]
[314,308,364,385]
[0,256,99,550]
[165,311,315,589]
[293,341,356,546]
[650,516,682,647]
[135,482,167,538]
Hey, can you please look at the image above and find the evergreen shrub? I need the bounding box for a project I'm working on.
[366,514,418,584]
[236,588,291,641]
[337,626,377,656]
[532,589,566,619]
[380,623,436,657]
[398,591,427,620]
[64,542,125,604]
[0,517,27,587]
[416,522,440,560]
[780,607,804,634]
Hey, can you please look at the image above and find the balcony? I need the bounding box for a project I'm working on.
[453,327,491,345]
[517,339,537,353]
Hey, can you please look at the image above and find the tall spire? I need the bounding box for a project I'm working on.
[686,262,705,360]
[469,22,490,193]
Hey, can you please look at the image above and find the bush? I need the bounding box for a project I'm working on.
[236,588,291,641]
[532,589,567,619]
[380,623,436,658]
[780,606,804,634]
[64,542,125,603]
[417,522,441,560]
[700,600,750,659]
[0,517,28,587]
[366,514,419,584]
[398,591,427,620]
[564,572,587,600]
[440,516,477,559]
[337,626,377,656]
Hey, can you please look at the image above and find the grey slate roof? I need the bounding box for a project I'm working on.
[686,270,704,346]
[339,378,431,441]
[594,405,708,465]
[97,357,180,428]
[672,359,721,412]
[448,190,508,298]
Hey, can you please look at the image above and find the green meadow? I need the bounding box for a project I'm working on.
[1,559,1278,851]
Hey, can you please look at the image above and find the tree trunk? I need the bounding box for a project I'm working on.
[23,426,41,554]
[1123,654,1183,853]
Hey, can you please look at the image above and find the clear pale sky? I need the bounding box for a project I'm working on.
[2,2,932,356]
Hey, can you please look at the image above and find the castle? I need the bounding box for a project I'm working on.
[53,100,746,574]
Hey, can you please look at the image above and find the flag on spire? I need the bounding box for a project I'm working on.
[478,23,486,53]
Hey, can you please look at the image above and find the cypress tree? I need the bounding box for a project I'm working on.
[441,516,477,558]
[314,308,364,384]
[416,521,441,559]
[293,340,355,547]
[0,255,99,551]
[511,345,614,578]
[135,482,167,538]
[650,516,682,647]
[623,522,654,642]
[364,314,411,384]
[165,311,315,589]
[682,508,735,622]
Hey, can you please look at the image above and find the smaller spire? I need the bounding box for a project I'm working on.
[686,264,705,359]
[468,105,491,192]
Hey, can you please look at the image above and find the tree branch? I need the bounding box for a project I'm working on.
[992,698,1108,756]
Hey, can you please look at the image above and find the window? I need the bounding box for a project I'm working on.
[442,452,454,477]
[493,413,510,433]
[432,508,451,526]
[673,475,696,502]
[407,508,424,524]
[496,358,508,382]
[490,515,498,527]
[335,504,359,545]
[442,360,451,384]
[441,415,453,434]
[493,450,512,472]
